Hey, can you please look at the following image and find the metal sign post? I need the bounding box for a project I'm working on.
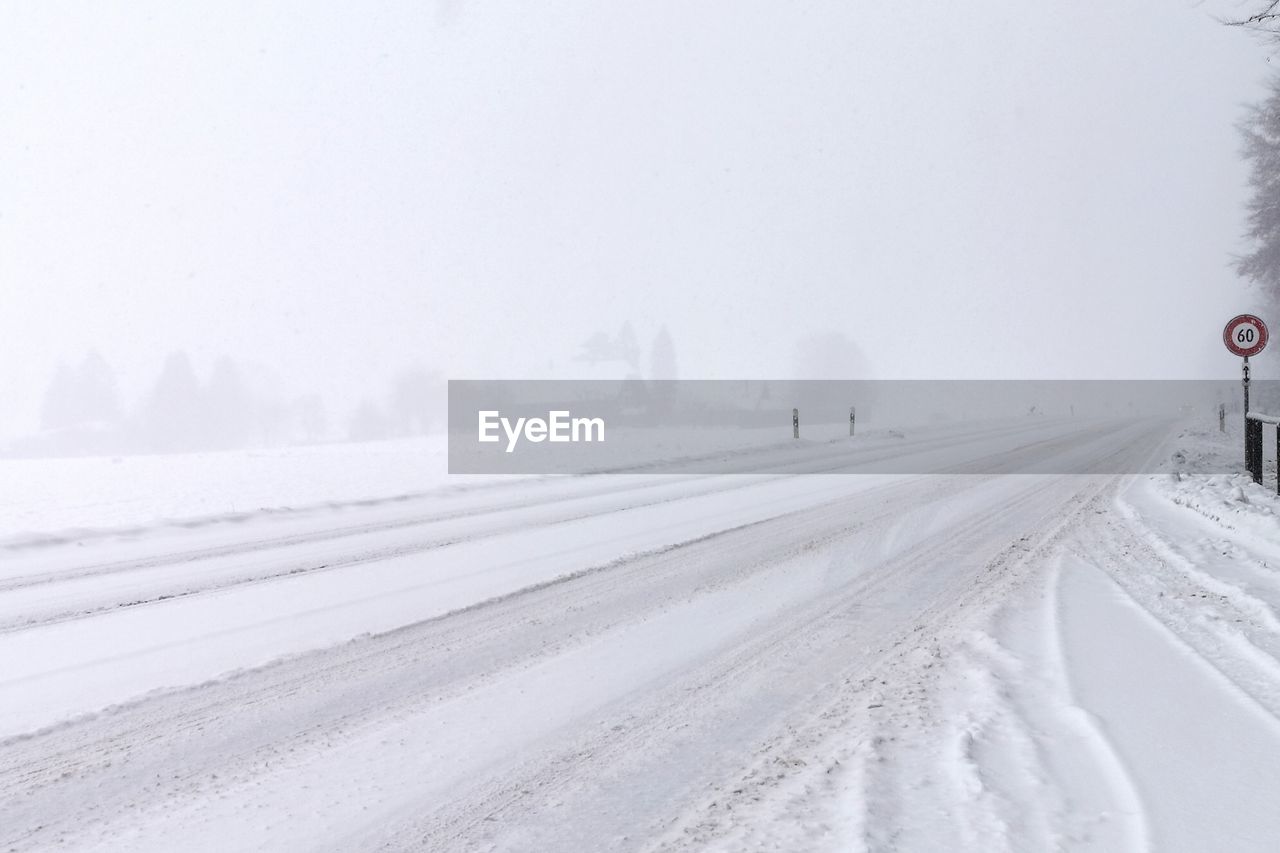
[1245,357,1264,483]
[1225,314,1270,484]
[1244,356,1251,417]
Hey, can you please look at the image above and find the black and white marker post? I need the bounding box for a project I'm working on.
[1224,314,1270,484]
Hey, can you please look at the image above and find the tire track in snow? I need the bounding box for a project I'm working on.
[844,480,1151,853]
[0,420,1164,852]
[1056,556,1280,853]
[0,473,1047,852]
[632,433,1165,853]
[348,425,1168,852]
[3,418,1059,587]
[0,420,1125,634]
[1070,496,1280,725]
[381,476,1081,853]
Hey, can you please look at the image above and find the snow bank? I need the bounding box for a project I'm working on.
[1153,418,1280,542]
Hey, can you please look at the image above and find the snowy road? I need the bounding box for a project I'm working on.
[7,416,1276,851]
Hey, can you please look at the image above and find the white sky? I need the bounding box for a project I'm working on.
[1,1,1275,436]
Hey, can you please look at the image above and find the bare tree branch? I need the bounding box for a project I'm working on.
[1222,0,1280,32]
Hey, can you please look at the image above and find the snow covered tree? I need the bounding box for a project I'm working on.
[39,363,78,431]
[649,326,677,380]
[647,326,678,416]
[294,393,328,442]
[144,351,205,450]
[390,367,445,434]
[205,357,253,448]
[576,331,615,364]
[616,322,641,371]
[348,399,391,441]
[77,351,120,425]
[39,352,120,431]
[1237,77,1280,305]
[792,331,868,379]
[575,323,642,372]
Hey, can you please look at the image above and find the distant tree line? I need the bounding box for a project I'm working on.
[40,351,120,432]
[21,352,447,457]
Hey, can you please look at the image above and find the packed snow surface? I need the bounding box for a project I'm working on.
[2,415,1279,851]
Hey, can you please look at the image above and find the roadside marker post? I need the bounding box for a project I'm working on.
[1225,314,1270,485]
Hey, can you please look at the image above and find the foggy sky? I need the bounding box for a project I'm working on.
[1,1,1274,439]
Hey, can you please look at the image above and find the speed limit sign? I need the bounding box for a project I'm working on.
[1224,314,1269,358]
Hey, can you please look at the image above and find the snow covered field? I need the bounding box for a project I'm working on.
[0,437,455,545]
[3,415,1280,851]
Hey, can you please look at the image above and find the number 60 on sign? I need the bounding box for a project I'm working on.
[1224,314,1269,358]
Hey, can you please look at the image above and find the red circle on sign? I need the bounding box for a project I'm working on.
[1224,314,1269,357]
